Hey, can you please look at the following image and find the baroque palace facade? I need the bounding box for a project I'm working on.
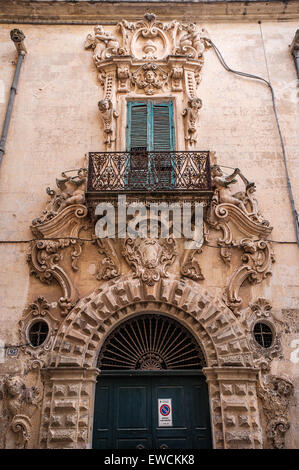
[0,0,298,450]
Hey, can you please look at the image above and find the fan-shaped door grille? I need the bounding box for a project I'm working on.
[97,315,206,370]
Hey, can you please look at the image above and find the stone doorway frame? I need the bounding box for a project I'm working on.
[39,276,263,449]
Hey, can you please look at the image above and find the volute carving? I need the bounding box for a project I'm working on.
[95,238,121,281]
[180,248,204,281]
[206,163,274,311]
[122,237,177,285]
[224,239,275,311]
[0,375,40,449]
[257,375,294,449]
[28,169,89,315]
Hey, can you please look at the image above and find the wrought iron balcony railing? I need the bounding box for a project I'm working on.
[87,151,212,193]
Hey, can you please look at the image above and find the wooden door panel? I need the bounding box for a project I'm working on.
[117,386,149,430]
[93,374,212,449]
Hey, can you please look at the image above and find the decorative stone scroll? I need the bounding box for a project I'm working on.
[0,375,40,449]
[28,170,89,316]
[180,248,204,281]
[94,238,120,281]
[224,239,275,312]
[206,163,274,312]
[257,375,294,449]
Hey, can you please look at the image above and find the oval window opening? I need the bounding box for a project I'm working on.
[28,321,49,347]
[253,322,273,348]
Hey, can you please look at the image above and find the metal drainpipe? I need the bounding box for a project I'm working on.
[290,30,299,79]
[0,29,27,166]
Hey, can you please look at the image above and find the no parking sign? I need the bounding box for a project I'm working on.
[158,398,173,427]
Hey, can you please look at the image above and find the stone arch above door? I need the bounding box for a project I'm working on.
[49,275,253,370]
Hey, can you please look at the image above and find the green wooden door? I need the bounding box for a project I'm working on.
[93,372,212,449]
[126,101,175,189]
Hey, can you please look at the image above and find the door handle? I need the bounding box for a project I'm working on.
[160,444,168,449]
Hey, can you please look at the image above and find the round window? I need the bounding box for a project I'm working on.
[253,322,273,348]
[28,321,49,347]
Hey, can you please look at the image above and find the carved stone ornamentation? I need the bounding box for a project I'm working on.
[84,25,123,65]
[224,239,275,311]
[175,23,210,60]
[182,97,202,146]
[257,375,294,449]
[85,14,211,147]
[117,66,130,92]
[0,376,40,449]
[209,165,271,228]
[122,238,177,285]
[28,170,89,316]
[238,298,283,370]
[95,238,120,281]
[19,296,60,371]
[205,163,274,311]
[31,169,87,228]
[180,248,204,281]
[132,63,168,95]
[170,66,183,91]
[98,99,119,145]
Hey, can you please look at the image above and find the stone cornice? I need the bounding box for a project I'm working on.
[0,1,299,24]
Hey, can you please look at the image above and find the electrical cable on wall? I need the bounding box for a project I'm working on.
[207,36,299,247]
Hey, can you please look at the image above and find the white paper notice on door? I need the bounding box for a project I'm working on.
[158,398,173,427]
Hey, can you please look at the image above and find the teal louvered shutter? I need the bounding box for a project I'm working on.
[127,102,148,151]
[126,100,175,189]
[152,102,174,152]
[151,102,175,188]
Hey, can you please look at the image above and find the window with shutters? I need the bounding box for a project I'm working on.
[126,100,175,189]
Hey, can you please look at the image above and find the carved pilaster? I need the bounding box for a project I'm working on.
[39,368,99,449]
[204,367,263,449]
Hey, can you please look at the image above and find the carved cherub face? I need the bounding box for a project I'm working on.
[5,376,23,397]
[144,70,156,83]
[94,25,105,35]
[188,24,196,33]
[190,98,202,109]
[98,99,110,112]
[275,378,293,397]
[211,165,223,177]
